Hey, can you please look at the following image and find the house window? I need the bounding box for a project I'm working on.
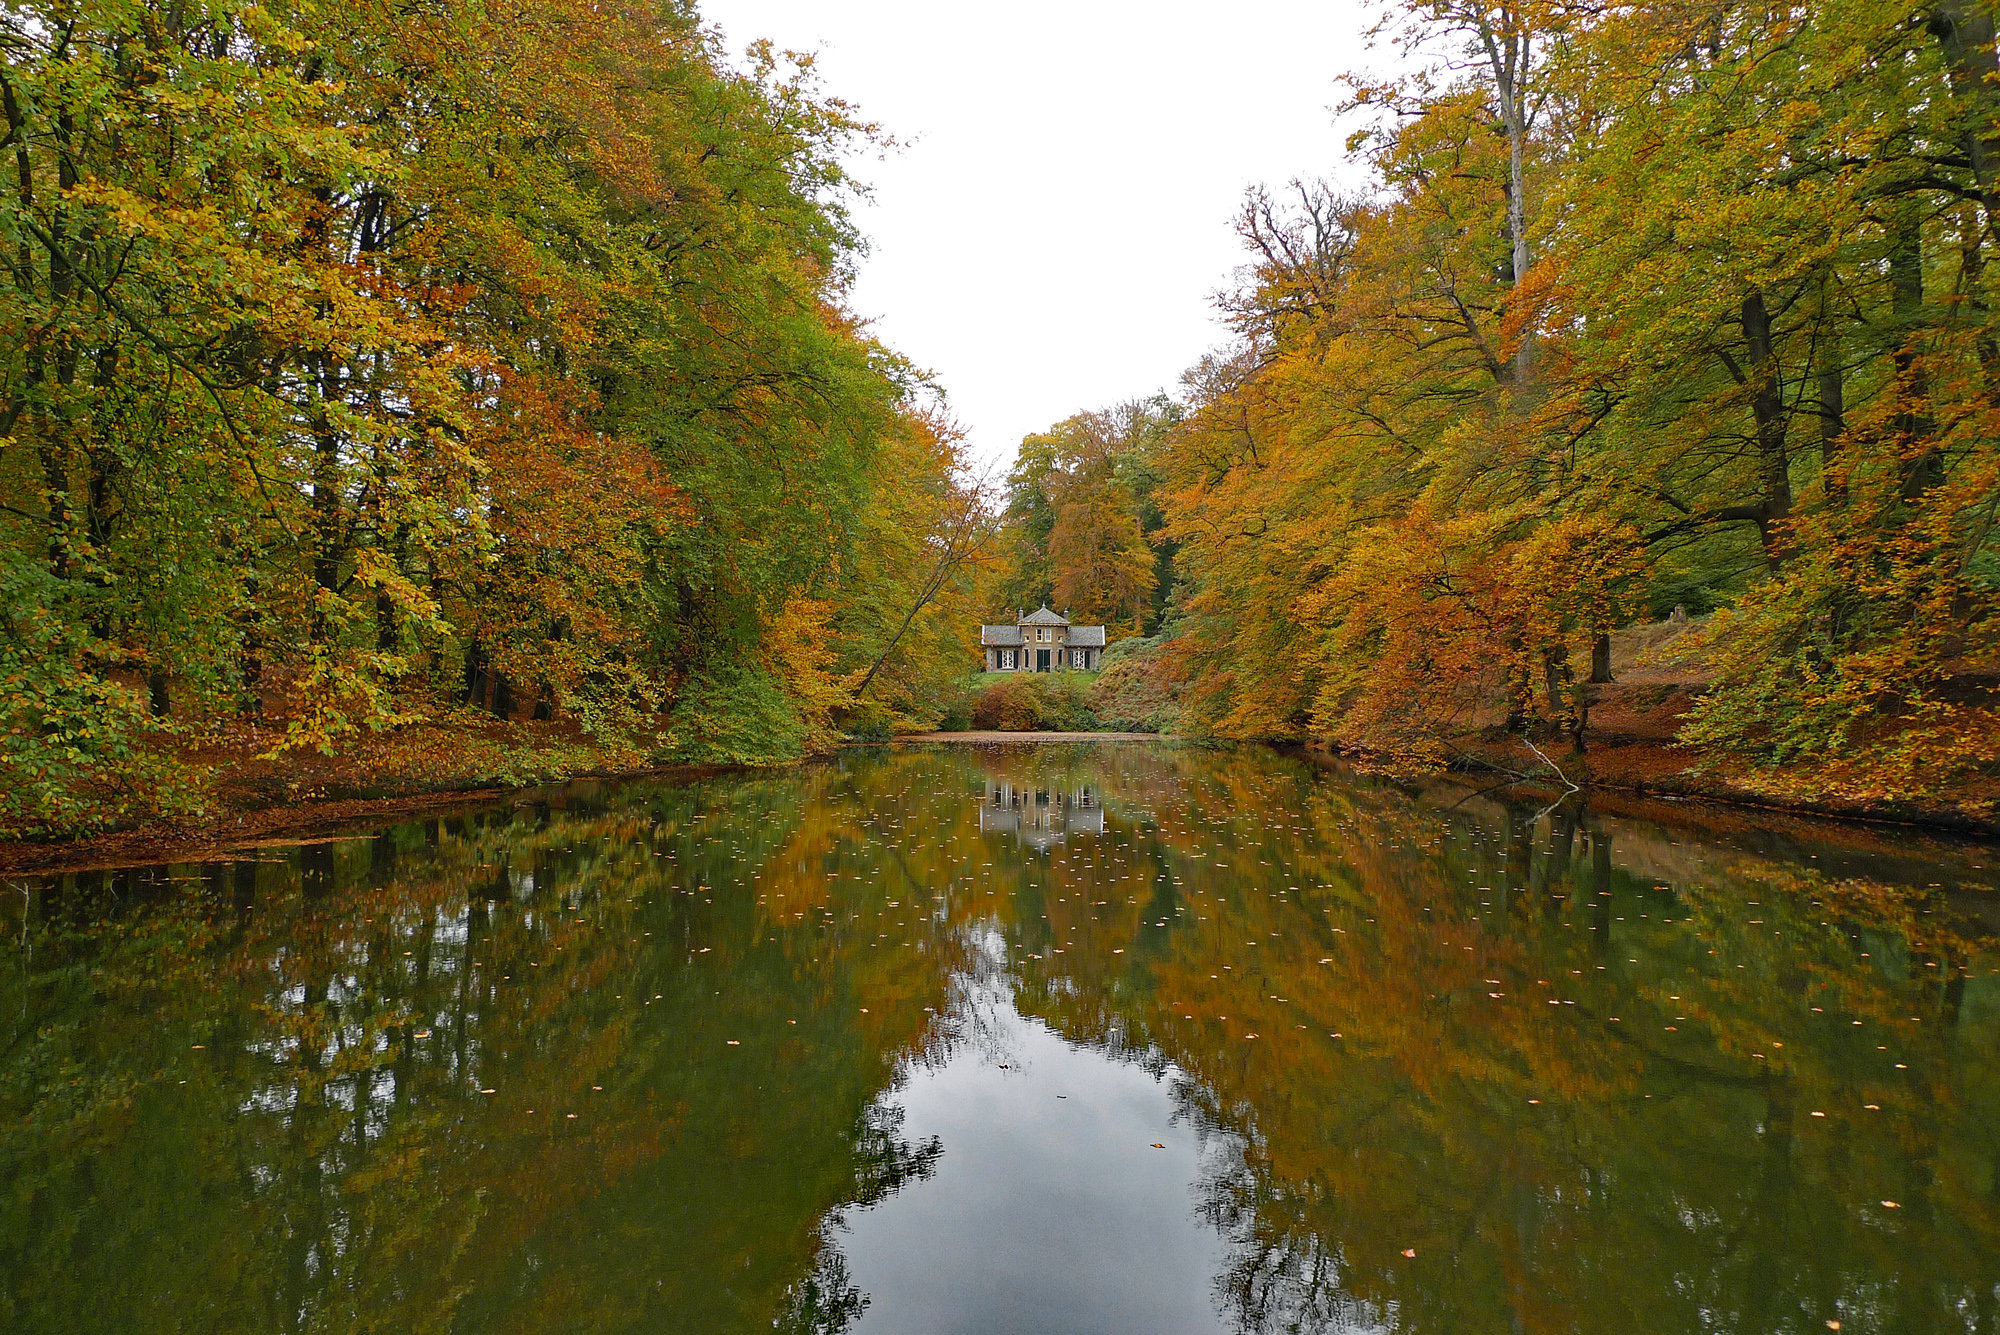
[1001,650,1016,670]
[1038,627,1050,641]
[1072,649,1085,667]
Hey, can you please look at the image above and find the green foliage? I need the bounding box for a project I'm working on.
[841,699,896,744]
[664,664,809,766]
[0,559,204,837]
[0,0,980,833]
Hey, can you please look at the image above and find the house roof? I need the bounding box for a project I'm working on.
[1067,625,1107,647]
[1020,605,1069,626]
[980,625,1023,646]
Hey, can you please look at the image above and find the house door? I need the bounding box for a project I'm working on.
[1037,649,1050,672]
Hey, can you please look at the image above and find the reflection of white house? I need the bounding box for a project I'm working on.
[979,780,1103,850]
[980,606,1106,673]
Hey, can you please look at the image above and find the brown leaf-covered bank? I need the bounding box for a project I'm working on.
[0,718,719,875]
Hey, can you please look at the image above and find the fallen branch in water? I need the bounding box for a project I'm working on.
[1520,737,1582,795]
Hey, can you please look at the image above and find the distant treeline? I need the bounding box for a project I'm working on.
[992,0,2000,809]
[1,0,985,832]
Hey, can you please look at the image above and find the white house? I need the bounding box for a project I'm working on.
[980,605,1106,672]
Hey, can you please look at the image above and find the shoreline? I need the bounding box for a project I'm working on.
[0,732,1180,873]
[5,729,1994,876]
[1290,736,2000,841]
[0,761,713,876]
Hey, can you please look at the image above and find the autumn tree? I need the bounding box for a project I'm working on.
[994,402,1175,633]
[1140,0,1998,804]
[0,0,974,832]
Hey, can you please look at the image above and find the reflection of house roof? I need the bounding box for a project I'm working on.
[1067,626,1106,647]
[1021,606,1069,626]
[981,625,1024,645]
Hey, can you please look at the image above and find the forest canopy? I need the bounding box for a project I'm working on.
[991,0,2000,815]
[6,0,2000,835]
[0,0,984,833]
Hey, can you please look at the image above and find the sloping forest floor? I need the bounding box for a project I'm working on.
[1409,619,2000,836]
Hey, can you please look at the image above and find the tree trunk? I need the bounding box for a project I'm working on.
[1504,636,1534,732]
[1543,645,1570,715]
[1740,291,1792,566]
[1544,645,1585,752]
[238,569,263,719]
[1963,209,1999,400]
[462,637,489,709]
[375,586,398,655]
[1931,4,2000,249]
[1472,10,1534,384]
[310,402,342,643]
[1589,632,1612,684]
[1824,283,1848,505]
[1889,207,1943,499]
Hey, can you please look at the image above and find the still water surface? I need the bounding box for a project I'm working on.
[3,742,1998,1333]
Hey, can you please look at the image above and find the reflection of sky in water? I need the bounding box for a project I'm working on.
[841,981,1239,1335]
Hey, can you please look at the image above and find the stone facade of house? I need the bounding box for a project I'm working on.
[979,606,1107,672]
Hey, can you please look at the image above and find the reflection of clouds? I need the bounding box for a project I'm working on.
[891,925,1024,1082]
[978,779,1104,850]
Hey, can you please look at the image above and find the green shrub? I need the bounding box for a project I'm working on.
[1089,635,1183,733]
[841,698,896,743]
[0,560,207,838]
[661,664,807,765]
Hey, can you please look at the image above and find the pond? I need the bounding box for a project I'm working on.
[2,742,1997,1333]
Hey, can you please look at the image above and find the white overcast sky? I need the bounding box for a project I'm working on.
[698,0,1377,474]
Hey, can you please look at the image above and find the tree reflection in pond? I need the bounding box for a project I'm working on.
[1,743,1996,1334]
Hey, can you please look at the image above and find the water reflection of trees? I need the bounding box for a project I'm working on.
[0,769,964,1334]
[997,755,2000,1335]
[3,746,1997,1334]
